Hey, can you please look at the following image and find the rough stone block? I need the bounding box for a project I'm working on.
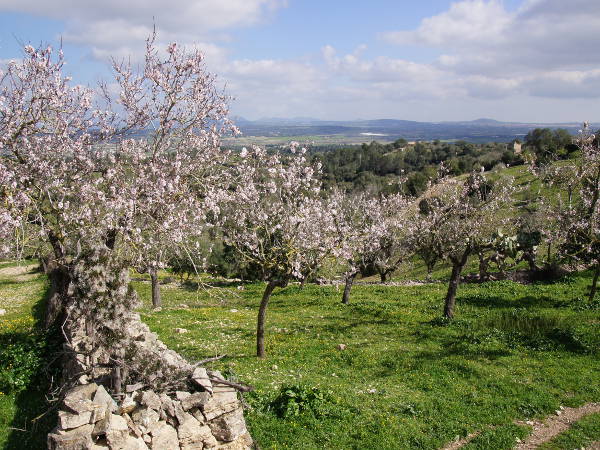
[119,395,138,415]
[190,408,206,424]
[62,383,99,415]
[69,383,98,399]
[131,407,160,434]
[182,392,211,411]
[177,412,216,448]
[173,401,187,425]
[47,424,94,450]
[213,432,253,450]
[140,390,162,411]
[59,410,93,430]
[120,436,149,450]
[202,390,238,422]
[176,391,191,401]
[122,413,142,438]
[63,398,96,415]
[105,414,129,448]
[93,385,118,413]
[159,393,176,418]
[90,403,108,424]
[208,409,247,443]
[151,422,179,449]
[191,368,213,394]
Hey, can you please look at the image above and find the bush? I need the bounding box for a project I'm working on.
[268,384,342,419]
[0,332,46,393]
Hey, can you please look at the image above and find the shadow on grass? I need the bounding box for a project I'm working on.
[459,294,556,309]
[3,286,59,450]
[178,279,248,290]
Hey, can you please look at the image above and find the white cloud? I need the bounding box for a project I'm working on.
[382,0,511,49]
[1,0,598,121]
[380,0,600,103]
[0,0,285,31]
[0,0,285,64]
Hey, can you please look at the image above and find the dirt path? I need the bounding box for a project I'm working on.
[0,263,38,282]
[440,402,600,450]
[441,431,482,450]
[514,403,600,449]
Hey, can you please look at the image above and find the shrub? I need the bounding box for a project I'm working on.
[268,384,341,419]
[0,332,46,393]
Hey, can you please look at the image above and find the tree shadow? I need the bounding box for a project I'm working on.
[3,285,59,450]
[459,294,556,309]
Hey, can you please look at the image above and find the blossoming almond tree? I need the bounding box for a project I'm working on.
[412,172,513,318]
[0,36,236,388]
[335,192,410,304]
[219,145,340,357]
[537,123,600,300]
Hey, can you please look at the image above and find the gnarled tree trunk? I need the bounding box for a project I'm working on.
[44,263,70,329]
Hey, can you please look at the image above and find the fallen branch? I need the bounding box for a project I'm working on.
[192,354,227,368]
[208,376,254,392]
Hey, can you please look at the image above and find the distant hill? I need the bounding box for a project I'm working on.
[231,117,592,143]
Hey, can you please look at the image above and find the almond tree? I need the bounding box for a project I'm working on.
[0,37,236,388]
[412,172,513,318]
[539,123,600,300]
[336,192,410,304]
[219,145,340,357]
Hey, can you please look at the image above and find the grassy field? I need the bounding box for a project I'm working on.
[0,261,56,450]
[134,270,599,449]
[222,134,395,149]
[1,260,599,449]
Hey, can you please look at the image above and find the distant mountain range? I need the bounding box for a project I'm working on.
[230,117,592,143]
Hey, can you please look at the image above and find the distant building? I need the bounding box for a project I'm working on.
[513,140,522,154]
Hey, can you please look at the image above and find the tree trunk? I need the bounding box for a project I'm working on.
[589,263,600,302]
[150,268,161,309]
[44,261,70,329]
[257,280,278,358]
[342,272,358,305]
[300,277,307,289]
[379,272,388,283]
[478,252,489,281]
[443,250,470,319]
[426,262,435,281]
[425,255,437,281]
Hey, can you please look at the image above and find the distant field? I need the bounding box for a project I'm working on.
[222,134,395,149]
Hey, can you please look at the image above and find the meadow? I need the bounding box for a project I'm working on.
[2,259,599,449]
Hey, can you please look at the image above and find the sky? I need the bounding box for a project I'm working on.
[0,0,598,123]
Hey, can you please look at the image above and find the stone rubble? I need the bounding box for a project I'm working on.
[48,375,253,449]
[48,278,254,450]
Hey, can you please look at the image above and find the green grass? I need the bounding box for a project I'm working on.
[2,260,599,449]
[0,261,56,450]
[538,412,600,449]
[463,424,530,450]
[132,270,600,449]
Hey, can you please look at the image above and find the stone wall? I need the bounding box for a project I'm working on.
[48,371,253,449]
[46,249,254,449]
